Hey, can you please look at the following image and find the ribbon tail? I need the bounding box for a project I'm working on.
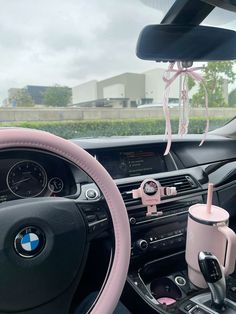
[199,83,209,146]
[163,87,172,155]
[162,63,175,155]
[183,75,190,135]
[178,74,183,136]
[178,74,190,136]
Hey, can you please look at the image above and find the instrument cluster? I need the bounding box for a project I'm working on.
[0,150,78,203]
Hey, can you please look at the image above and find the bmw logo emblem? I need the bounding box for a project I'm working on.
[14,227,45,258]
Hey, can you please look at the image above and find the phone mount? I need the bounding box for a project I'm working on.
[132,178,177,216]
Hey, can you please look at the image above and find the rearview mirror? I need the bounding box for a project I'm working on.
[136,24,236,62]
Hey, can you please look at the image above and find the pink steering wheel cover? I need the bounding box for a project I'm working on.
[0,128,131,314]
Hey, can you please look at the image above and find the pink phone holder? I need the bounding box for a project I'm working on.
[132,178,177,216]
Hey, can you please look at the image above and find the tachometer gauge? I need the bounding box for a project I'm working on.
[7,160,47,198]
[48,177,64,194]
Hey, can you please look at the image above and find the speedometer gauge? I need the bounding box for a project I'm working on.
[7,160,47,198]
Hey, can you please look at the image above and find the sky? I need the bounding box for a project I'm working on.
[0,0,236,102]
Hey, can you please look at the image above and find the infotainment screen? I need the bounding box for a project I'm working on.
[97,149,167,179]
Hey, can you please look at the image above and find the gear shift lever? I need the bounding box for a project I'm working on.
[198,252,226,309]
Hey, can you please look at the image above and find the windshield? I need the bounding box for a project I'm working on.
[1,0,236,139]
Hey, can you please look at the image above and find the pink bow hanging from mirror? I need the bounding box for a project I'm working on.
[162,61,209,155]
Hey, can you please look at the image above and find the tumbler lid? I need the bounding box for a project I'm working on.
[189,204,229,225]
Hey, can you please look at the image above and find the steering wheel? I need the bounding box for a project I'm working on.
[0,128,131,314]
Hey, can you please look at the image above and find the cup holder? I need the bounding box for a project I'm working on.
[150,277,182,305]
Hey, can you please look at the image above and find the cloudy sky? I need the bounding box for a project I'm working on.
[0,0,235,102]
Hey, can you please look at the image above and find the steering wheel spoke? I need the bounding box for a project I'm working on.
[87,216,110,240]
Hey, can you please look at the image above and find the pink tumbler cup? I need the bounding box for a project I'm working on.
[185,184,236,288]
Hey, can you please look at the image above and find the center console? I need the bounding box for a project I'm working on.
[128,251,236,314]
[129,196,202,259]
[126,193,236,314]
[126,194,197,312]
[81,142,236,313]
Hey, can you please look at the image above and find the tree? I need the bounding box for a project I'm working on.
[189,61,236,107]
[42,85,71,107]
[228,88,236,107]
[12,89,34,107]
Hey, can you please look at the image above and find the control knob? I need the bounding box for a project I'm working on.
[85,188,99,200]
[136,239,149,251]
[198,251,226,309]
[129,217,136,225]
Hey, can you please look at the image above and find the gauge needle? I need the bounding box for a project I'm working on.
[12,177,31,185]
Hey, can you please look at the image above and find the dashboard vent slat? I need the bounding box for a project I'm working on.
[159,175,198,192]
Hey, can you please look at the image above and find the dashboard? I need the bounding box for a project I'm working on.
[0,135,236,243]
[0,135,236,208]
[70,134,236,263]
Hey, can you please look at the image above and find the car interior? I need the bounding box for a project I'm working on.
[1,1,236,314]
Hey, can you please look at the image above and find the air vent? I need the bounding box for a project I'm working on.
[118,175,198,204]
[159,175,198,193]
[118,182,141,204]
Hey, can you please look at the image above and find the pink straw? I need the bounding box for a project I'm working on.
[206,183,214,214]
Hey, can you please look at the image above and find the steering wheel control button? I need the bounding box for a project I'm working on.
[85,188,99,200]
[87,214,97,222]
[14,227,45,258]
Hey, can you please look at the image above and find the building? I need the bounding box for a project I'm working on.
[25,85,50,104]
[25,85,72,105]
[98,73,147,107]
[72,73,150,108]
[72,67,229,108]
[8,86,49,106]
[8,86,49,105]
[72,68,180,107]
[144,68,180,104]
[72,80,98,106]
[7,85,72,106]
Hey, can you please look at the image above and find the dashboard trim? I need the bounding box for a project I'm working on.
[135,210,188,225]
